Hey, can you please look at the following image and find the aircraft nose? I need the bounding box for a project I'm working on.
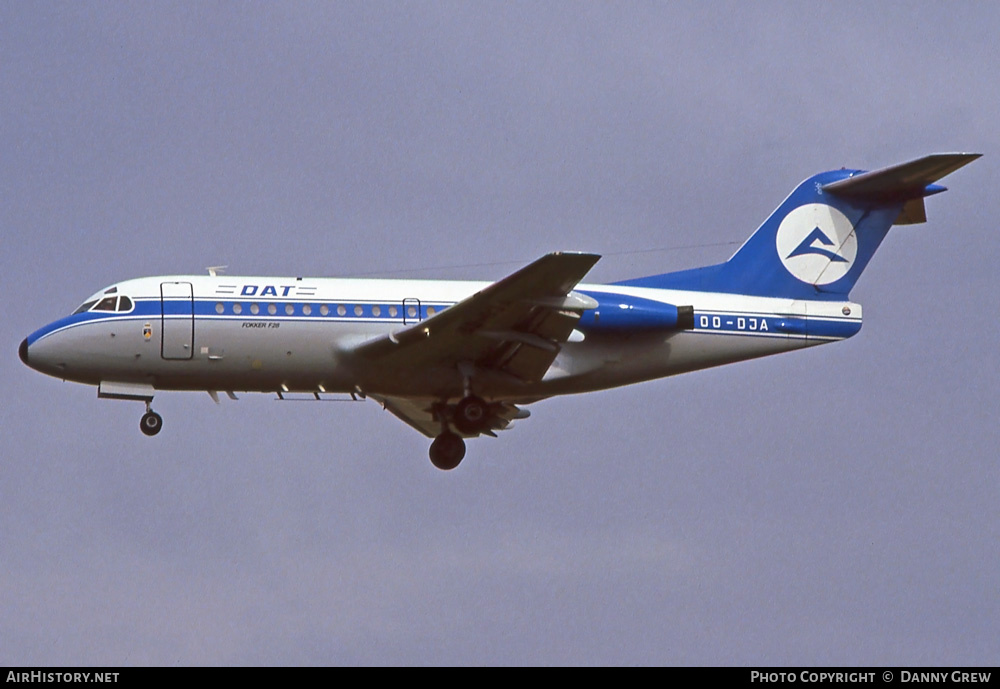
[19,338,29,366]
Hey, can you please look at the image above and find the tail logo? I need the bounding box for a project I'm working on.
[775,203,857,285]
[787,227,849,263]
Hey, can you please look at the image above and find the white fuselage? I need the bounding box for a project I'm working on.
[24,275,861,404]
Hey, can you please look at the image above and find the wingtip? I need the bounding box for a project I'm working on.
[934,152,982,163]
[939,152,982,173]
[546,251,602,269]
[551,250,602,259]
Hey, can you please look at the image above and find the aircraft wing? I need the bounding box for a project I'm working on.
[351,251,600,394]
[370,393,530,439]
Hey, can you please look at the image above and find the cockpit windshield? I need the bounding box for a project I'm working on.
[73,300,98,314]
[72,295,134,314]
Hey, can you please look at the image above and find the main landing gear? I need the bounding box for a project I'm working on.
[428,395,493,471]
[453,395,489,435]
[429,431,466,471]
[140,402,162,437]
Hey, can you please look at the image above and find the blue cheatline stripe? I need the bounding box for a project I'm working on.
[26,311,119,345]
[806,318,863,339]
[167,298,452,319]
[28,298,859,345]
[692,310,861,340]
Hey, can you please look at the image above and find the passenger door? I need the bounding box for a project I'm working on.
[160,282,194,359]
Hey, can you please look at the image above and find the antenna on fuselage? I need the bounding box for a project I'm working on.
[206,265,228,277]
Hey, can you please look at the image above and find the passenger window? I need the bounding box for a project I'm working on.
[285,304,294,315]
[354,305,363,316]
[118,296,133,312]
[426,306,436,316]
[372,305,381,317]
[94,297,117,311]
[388,306,398,318]
[320,305,330,316]
[216,303,225,314]
[302,304,312,316]
[337,305,346,316]
[250,303,260,315]
[233,303,243,315]
[267,304,277,315]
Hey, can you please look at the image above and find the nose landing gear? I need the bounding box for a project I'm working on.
[140,403,163,437]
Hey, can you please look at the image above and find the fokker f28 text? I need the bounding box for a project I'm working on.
[20,153,979,469]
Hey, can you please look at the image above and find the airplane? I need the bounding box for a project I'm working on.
[19,153,979,470]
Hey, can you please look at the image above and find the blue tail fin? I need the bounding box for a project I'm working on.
[617,153,980,300]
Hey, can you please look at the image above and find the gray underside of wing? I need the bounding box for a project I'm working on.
[353,252,601,437]
[350,252,601,388]
[370,394,530,439]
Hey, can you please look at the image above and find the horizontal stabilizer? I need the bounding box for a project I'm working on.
[822,153,980,201]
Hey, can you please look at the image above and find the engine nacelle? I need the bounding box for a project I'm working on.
[576,293,694,332]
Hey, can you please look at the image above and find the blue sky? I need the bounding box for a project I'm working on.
[3,2,998,665]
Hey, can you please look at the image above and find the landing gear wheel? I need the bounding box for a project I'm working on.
[454,395,490,435]
[429,432,466,471]
[140,411,163,436]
